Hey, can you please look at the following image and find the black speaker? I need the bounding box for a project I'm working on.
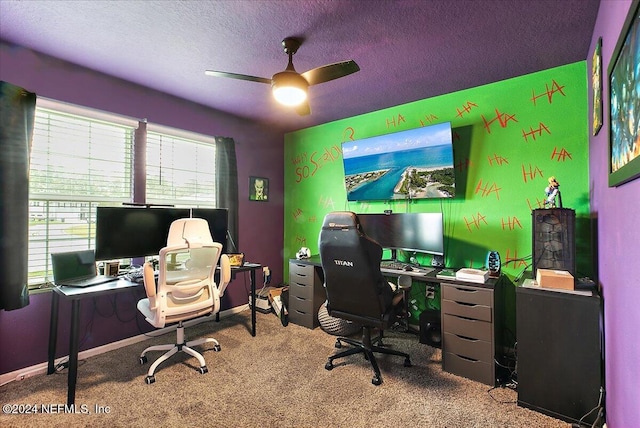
[532,208,575,277]
[419,310,441,348]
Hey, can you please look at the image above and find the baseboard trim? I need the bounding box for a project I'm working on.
[0,305,249,387]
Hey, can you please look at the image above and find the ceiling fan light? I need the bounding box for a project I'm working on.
[272,72,308,106]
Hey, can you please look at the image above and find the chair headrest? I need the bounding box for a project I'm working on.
[167,218,214,247]
[321,211,359,231]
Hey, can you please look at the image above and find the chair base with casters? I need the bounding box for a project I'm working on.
[324,325,411,386]
[138,319,221,384]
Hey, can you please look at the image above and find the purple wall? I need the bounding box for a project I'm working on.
[588,1,640,426]
[0,43,285,374]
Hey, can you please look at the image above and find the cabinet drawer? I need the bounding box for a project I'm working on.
[441,299,492,322]
[289,293,315,314]
[289,309,315,329]
[443,352,494,386]
[442,283,493,306]
[443,332,492,362]
[289,262,315,278]
[289,295,317,329]
[442,313,492,342]
[290,271,315,287]
[288,281,317,300]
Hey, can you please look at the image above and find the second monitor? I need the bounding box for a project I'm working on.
[357,212,444,258]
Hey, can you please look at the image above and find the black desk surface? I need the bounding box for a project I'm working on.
[291,256,499,289]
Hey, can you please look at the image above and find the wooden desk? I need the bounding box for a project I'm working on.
[47,279,140,406]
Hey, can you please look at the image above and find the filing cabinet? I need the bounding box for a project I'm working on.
[288,260,326,329]
[441,282,497,386]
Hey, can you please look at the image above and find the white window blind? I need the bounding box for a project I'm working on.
[28,102,135,288]
[146,130,217,207]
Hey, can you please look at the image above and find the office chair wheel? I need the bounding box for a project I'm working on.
[139,356,148,365]
[145,375,155,384]
[372,375,382,386]
[404,357,412,367]
[325,361,334,370]
[213,344,221,352]
[197,366,208,374]
[334,339,342,349]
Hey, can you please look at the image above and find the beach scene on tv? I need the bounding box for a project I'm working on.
[342,122,455,201]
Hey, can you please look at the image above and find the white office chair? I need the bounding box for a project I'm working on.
[137,218,231,384]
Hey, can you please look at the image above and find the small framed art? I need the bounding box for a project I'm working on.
[592,37,602,136]
[249,176,269,201]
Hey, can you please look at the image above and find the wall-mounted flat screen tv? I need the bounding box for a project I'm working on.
[341,122,455,201]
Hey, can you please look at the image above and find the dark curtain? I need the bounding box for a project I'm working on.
[215,137,239,252]
[133,120,147,203]
[0,81,36,311]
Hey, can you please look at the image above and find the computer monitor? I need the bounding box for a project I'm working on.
[95,206,189,260]
[191,208,229,254]
[95,206,230,261]
[357,212,444,256]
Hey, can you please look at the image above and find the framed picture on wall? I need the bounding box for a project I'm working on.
[592,37,602,136]
[249,176,269,201]
[608,0,640,187]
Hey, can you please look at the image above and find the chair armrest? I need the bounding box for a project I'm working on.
[218,254,231,297]
[142,262,158,310]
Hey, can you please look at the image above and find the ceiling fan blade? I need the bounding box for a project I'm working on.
[301,60,360,86]
[295,100,311,116]
[205,70,271,84]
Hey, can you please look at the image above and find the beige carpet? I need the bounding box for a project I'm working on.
[1,310,569,427]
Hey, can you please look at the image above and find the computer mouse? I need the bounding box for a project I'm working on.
[403,265,414,271]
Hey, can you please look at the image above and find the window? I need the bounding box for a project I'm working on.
[27,100,222,290]
[146,126,217,207]
[28,100,135,288]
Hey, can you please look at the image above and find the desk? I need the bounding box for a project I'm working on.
[48,263,262,406]
[294,257,502,385]
[227,262,262,337]
[47,279,139,406]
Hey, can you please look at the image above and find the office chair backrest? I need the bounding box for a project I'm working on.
[319,211,387,324]
[150,218,223,326]
[166,217,214,247]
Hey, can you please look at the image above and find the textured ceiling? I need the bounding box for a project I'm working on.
[0,0,600,133]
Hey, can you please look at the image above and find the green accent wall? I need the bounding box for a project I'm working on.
[284,62,591,285]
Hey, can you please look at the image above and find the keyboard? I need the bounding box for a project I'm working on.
[125,270,144,283]
[379,260,434,276]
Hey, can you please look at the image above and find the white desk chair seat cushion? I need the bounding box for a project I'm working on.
[137,218,231,384]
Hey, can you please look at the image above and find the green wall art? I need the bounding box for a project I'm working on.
[284,62,591,284]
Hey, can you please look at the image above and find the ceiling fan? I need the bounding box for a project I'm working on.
[205,37,360,116]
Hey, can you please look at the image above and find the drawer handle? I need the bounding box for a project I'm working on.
[454,301,479,307]
[294,296,306,302]
[295,309,307,315]
[457,354,479,362]
[450,314,476,321]
[455,334,478,342]
[455,287,479,293]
